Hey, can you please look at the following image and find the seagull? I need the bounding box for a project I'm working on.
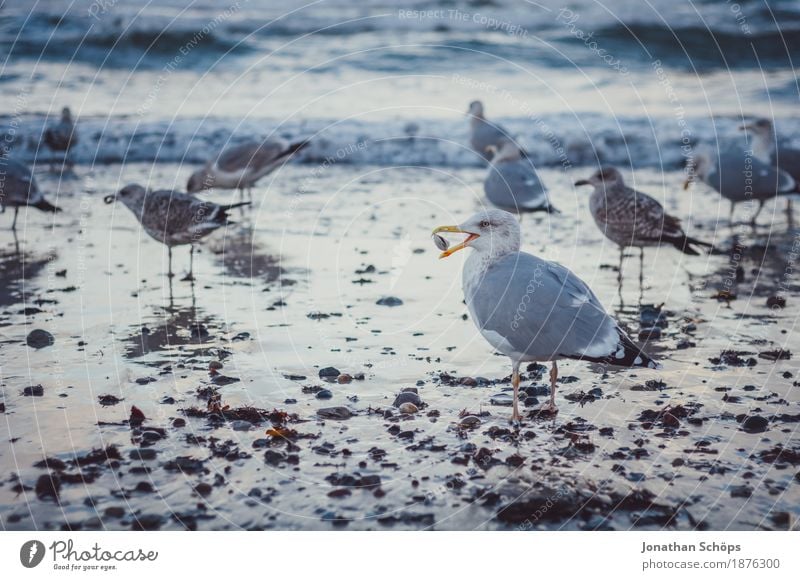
[575,167,713,291]
[187,138,309,199]
[0,158,61,229]
[739,117,800,218]
[105,184,249,280]
[467,101,517,162]
[684,148,795,225]
[484,139,556,215]
[433,209,659,423]
[43,107,78,169]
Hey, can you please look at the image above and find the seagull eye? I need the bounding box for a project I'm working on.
[480,220,490,228]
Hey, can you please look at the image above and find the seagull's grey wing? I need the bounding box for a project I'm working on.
[484,160,549,211]
[713,145,796,201]
[467,252,653,366]
[471,119,509,154]
[216,141,286,173]
[0,159,39,204]
[141,191,223,236]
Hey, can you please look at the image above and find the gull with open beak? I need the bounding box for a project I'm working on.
[433,209,659,424]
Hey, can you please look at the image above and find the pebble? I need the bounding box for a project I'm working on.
[104,506,125,519]
[432,233,449,251]
[316,389,333,400]
[264,450,287,465]
[172,418,186,428]
[489,393,513,406]
[194,482,213,497]
[459,415,481,428]
[741,415,769,433]
[638,327,662,340]
[398,402,418,414]
[376,296,403,307]
[129,449,157,461]
[23,385,44,397]
[230,420,252,432]
[337,374,352,384]
[26,329,54,349]
[317,406,353,420]
[319,367,340,379]
[393,391,422,407]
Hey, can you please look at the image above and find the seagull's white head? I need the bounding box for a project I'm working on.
[187,167,215,193]
[105,183,147,211]
[574,166,625,189]
[739,117,773,138]
[467,100,485,118]
[433,209,521,260]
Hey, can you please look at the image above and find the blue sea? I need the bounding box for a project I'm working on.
[1,0,799,169]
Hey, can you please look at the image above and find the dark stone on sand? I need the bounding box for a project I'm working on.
[284,398,297,404]
[283,373,306,381]
[523,385,550,397]
[316,388,333,400]
[132,514,163,530]
[211,375,240,386]
[337,374,352,384]
[230,420,252,431]
[392,392,421,407]
[209,361,223,371]
[638,327,662,340]
[376,296,403,307]
[135,377,156,385]
[26,329,54,349]
[23,385,44,397]
[523,396,539,407]
[264,450,287,465]
[35,473,60,500]
[130,449,157,461]
[317,406,353,420]
[194,482,213,497]
[767,295,786,309]
[319,367,340,378]
[135,481,154,493]
[172,418,186,428]
[741,415,769,433]
[98,394,122,406]
[729,485,753,498]
[0,402,4,413]
[163,457,204,474]
[104,506,125,519]
[34,457,66,470]
[252,438,269,448]
[397,430,414,439]
[141,430,163,442]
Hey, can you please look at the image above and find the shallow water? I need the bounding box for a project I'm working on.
[1,164,798,530]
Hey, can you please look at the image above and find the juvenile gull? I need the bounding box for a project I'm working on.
[684,147,795,225]
[43,107,78,168]
[187,138,309,198]
[576,167,713,285]
[105,184,249,279]
[433,209,658,423]
[468,101,517,162]
[740,117,800,216]
[484,139,556,214]
[0,158,61,229]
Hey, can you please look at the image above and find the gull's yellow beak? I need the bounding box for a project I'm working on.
[432,225,479,259]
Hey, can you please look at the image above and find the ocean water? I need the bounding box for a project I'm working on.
[1,0,799,168]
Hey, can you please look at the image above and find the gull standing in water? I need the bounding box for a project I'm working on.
[484,139,556,215]
[43,107,78,170]
[576,167,713,299]
[187,138,309,199]
[0,158,61,229]
[740,118,800,219]
[433,209,659,423]
[105,184,249,280]
[467,101,517,162]
[684,148,795,225]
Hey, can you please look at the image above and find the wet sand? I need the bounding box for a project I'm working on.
[0,164,798,530]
